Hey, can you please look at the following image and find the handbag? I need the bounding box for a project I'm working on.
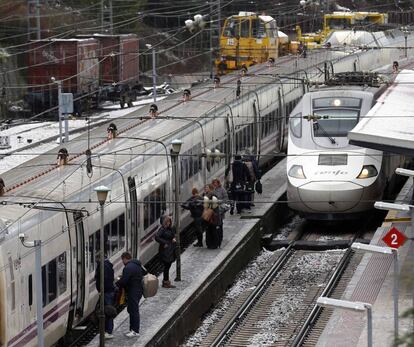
[202,208,214,223]
[143,273,159,298]
[255,180,263,194]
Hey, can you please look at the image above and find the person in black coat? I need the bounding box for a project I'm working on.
[155,215,177,288]
[95,253,115,338]
[116,252,144,338]
[181,187,204,247]
[204,194,223,249]
[230,154,251,214]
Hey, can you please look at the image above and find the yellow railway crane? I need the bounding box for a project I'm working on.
[296,11,388,46]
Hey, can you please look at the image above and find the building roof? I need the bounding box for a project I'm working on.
[348,69,414,155]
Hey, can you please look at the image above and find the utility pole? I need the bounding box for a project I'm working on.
[101,0,113,34]
[27,0,41,40]
[35,0,40,39]
[146,44,157,102]
[209,2,213,78]
[109,0,113,34]
[101,0,104,33]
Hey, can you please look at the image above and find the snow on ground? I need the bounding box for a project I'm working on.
[246,250,345,347]
[0,96,166,174]
[182,248,280,347]
[274,215,305,240]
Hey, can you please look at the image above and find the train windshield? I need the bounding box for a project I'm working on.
[312,97,361,137]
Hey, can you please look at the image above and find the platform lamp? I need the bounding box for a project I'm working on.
[352,242,399,343]
[316,297,373,347]
[94,185,111,347]
[145,44,157,103]
[170,139,183,281]
[401,26,410,58]
[51,76,66,144]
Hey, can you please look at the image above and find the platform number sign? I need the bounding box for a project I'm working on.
[382,227,407,249]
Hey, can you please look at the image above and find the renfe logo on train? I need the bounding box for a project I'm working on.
[382,227,407,249]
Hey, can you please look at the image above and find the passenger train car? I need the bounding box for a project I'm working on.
[287,72,405,220]
[0,31,413,346]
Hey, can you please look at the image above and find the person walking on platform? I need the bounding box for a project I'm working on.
[230,154,251,214]
[181,188,204,247]
[95,252,115,339]
[116,252,144,338]
[155,215,177,288]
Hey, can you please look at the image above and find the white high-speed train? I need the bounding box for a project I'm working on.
[287,72,405,220]
[0,29,413,346]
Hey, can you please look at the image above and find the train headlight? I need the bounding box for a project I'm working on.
[357,165,378,179]
[288,165,306,179]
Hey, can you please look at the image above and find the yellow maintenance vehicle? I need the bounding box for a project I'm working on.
[215,12,288,74]
[296,11,388,45]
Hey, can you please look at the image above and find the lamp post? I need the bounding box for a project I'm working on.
[170,139,183,281]
[352,242,399,343]
[20,235,44,347]
[146,44,156,103]
[401,26,410,58]
[94,185,111,347]
[316,297,373,347]
[51,77,68,143]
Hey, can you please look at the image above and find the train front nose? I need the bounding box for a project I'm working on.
[298,181,364,212]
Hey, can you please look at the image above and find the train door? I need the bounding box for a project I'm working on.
[0,258,6,346]
[73,212,86,317]
[277,87,286,151]
[128,177,139,258]
[252,100,261,159]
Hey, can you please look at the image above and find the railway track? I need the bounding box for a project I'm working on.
[196,223,370,347]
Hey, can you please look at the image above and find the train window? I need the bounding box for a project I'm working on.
[326,18,350,30]
[240,18,250,38]
[40,252,67,306]
[223,18,239,37]
[258,21,267,38]
[144,184,166,230]
[252,19,266,38]
[110,219,119,255]
[8,257,15,311]
[290,113,302,138]
[119,213,125,250]
[89,235,95,272]
[180,144,202,184]
[47,259,57,303]
[251,19,259,37]
[313,97,361,137]
[28,275,33,306]
[57,253,67,295]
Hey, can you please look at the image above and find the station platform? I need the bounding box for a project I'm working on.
[316,178,414,347]
[87,159,287,347]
